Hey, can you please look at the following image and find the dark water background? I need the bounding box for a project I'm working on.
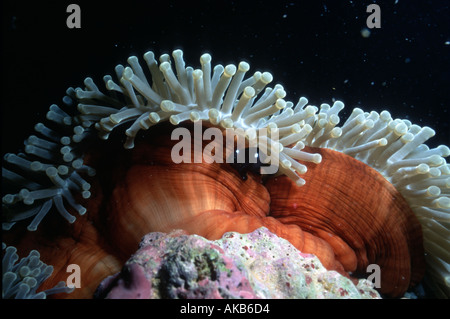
[2,0,449,151]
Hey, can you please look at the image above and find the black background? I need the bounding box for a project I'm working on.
[2,0,449,155]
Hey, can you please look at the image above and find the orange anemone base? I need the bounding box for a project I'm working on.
[3,122,425,298]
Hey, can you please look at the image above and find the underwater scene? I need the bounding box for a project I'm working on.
[2,0,449,306]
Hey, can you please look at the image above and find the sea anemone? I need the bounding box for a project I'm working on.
[2,49,449,298]
[2,242,74,298]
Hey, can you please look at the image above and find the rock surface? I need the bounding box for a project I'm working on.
[94,227,380,299]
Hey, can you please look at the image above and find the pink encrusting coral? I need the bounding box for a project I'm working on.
[94,230,258,299]
[95,227,380,299]
[94,263,151,299]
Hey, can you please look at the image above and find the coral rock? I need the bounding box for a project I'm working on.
[95,227,381,299]
[94,230,257,299]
